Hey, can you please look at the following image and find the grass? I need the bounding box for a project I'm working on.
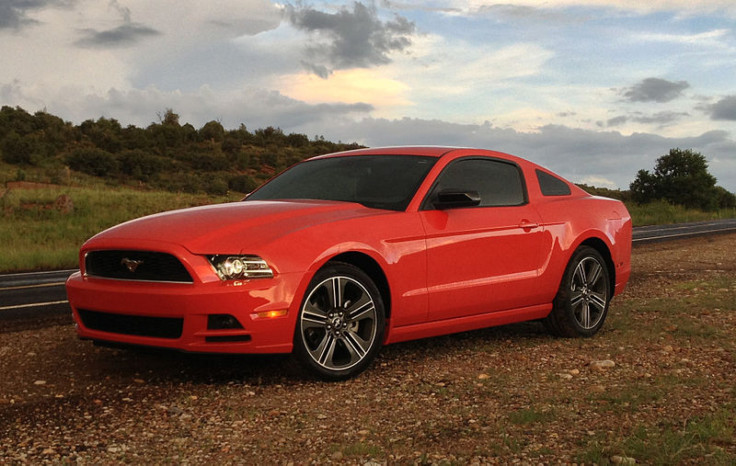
[626,199,736,226]
[2,166,736,273]
[0,185,240,272]
[508,407,555,426]
[580,410,736,465]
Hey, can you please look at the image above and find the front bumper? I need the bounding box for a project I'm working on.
[66,271,304,354]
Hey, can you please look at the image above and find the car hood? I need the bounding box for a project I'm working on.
[87,200,388,254]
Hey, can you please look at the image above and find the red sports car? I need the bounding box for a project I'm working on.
[66,146,631,379]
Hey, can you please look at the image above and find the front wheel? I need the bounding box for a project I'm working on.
[545,246,611,338]
[293,262,385,380]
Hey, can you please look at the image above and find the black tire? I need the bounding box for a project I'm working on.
[544,246,611,338]
[293,262,385,380]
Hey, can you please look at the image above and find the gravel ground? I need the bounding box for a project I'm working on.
[1,234,735,464]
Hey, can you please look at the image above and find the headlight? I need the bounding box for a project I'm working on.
[208,255,274,280]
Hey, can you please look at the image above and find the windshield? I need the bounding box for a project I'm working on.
[246,155,437,211]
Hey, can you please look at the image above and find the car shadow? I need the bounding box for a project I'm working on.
[82,320,552,386]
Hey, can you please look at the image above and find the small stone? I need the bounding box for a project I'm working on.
[611,455,636,464]
[317,414,328,420]
[33,380,47,385]
[133,378,145,384]
[569,369,580,375]
[477,373,490,380]
[662,345,674,353]
[357,429,370,436]
[167,406,183,415]
[591,360,615,369]
[332,451,344,460]
[557,373,573,380]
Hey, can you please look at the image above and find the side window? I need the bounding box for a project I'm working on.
[427,158,526,208]
[536,169,571,196]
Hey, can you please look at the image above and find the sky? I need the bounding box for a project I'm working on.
[1,0,735,192]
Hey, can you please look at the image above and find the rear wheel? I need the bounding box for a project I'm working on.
[293,262,385,380]
[545,246,611,337]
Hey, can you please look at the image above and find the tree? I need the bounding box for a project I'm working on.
[630,148,720,210]
[199,120,225,143]
[715,186,736,209]
[1,131,35,165]
[66,147,119,177]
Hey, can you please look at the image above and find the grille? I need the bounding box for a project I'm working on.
[85,250,193,283]
[78,309,184,339]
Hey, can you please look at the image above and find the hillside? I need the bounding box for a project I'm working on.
[0,106,363,194]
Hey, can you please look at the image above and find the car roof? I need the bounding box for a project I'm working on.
[310,146,521,161]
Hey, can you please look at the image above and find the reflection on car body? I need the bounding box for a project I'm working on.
[66,146,632,379]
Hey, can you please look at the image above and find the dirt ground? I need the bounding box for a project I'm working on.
[1,234,735,464]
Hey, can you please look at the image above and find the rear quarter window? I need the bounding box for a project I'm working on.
[536,169,572,196]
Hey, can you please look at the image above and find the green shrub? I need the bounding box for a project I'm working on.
[228,174,259,193]
[66,147,118,177]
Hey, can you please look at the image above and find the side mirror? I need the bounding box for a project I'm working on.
[433,190,481,209]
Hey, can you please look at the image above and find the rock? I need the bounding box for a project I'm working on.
[33,380,47,385]
[54,194,74,214]
[477,373,490,380]
[591,360,615,370]
[557,373,573,380]
[611,455,636,464]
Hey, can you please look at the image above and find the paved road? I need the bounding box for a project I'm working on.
[632,218,736,244]
[2,219,736,330]
[0,269,75,332]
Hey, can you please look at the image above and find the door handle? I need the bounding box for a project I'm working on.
[519,220,539,230]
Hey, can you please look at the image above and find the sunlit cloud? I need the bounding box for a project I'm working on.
[278,69,411,113]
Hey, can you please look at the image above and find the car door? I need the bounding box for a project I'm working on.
[419,157,547,321]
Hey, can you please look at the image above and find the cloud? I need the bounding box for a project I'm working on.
[0,0,67,29]
[705,96,736,121]
[5,83,373,132]
[606,111,690,127]
[285,2,416,78]
[621,78,690,103]
[299,117,736,192]
[472,3,583,23]
[73,0,159,48]
[75,23,160,48]
[462,0,736,16]
[633,29,730,47]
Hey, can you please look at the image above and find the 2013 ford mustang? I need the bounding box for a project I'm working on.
[66,146,632,379]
